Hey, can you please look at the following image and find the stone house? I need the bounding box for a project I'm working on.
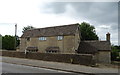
[19,23,111,63]
[20,23,81,54]
[78,40,111,63]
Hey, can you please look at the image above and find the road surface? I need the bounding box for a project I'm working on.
[1,62,83,75]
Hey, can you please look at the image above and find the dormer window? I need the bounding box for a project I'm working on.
[57,36,63,40]
[39,37,46,41]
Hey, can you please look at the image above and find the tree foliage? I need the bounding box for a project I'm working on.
[79,22,98,41]
[111,45,120,61]
[0,35,2,49]
[2,35,20,50]
[22,26,34,33]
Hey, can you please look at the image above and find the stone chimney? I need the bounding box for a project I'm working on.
[106,32,110,42]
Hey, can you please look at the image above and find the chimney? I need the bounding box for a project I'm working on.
[106,32,110,42]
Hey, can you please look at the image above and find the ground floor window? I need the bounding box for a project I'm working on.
[26,47,38,52]
[46,50,57,53]
[45,47,59,53]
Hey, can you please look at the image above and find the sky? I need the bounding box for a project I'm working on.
[0,0,119,45]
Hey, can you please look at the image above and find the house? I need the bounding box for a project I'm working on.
[78,41,111,63]
[19,23,111,63]
[20,23,81,54]
[77,32,111,63]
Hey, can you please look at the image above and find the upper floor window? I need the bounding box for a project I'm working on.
[26,37,30,41]
[57,36,63,40]
[39,37,46,41]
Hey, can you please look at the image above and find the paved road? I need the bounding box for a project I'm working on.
[2,62,83,75]
[2,56,118,73]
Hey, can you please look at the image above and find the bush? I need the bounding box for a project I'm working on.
[2,35,20,50]
[111,45,120,61]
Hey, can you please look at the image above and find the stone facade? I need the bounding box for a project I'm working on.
[19,24,80,54]
[96,51,111,63]
[20,35,80,54]
[19,23,111,64]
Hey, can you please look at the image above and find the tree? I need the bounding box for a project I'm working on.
[0,34,2,37]
[2,35,15,50]
[111,45,120,61]
[0,35,2,49]
[22,26,34,33]
[16,36,20,47]
[2,35,20,50]
[79,22,98,41]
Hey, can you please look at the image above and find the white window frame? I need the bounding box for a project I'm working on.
[39,37,46,41]
[57,36,63,40]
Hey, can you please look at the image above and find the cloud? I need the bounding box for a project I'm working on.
[43,2,118,24]
[42,2,118,45]
[0,1,118,45]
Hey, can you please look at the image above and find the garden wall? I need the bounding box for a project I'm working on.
[1,50,95,66]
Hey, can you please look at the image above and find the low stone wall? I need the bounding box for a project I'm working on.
[1,50,95,66]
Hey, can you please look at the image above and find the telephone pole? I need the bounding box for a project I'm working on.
[15,24,17,50]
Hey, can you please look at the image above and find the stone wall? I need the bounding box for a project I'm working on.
[1,50,95,66]
[19,38,26,52]
[19,34,80,54]
[95,51,111,64]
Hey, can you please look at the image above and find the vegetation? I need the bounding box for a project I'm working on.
[79,22,98,41]
[79,22,120,61]
[111,45,120,61]
[2,35,20,50]
[22,25,35,33]
[0,35,2,49]
[1,25,34,50]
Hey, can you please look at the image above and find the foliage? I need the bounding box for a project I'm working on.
[111,45,120,61]
[16,36,20,47]
[79,22,98,41]
[22,25,34,33]
[0,35,2,49]
[2,35,20,50]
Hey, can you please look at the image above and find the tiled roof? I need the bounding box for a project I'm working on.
[78,41,111,54]
[21,23,80,38]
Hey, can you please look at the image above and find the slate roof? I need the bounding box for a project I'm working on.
[78,41,111,54]
[21,23,80,38]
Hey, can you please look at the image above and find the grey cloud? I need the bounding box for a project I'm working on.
[42,2,93,14]
[41,2,118,45]
[42,2,67,14]
[43,2,118,24]
[110,23,118,30]
[81,2,118,25]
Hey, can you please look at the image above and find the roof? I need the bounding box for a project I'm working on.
[26,47,38,51]
[78,41,111,54]
[21,23,80,38]
[45,47,59,51]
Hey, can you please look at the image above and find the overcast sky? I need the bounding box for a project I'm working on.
[0,0,119,45]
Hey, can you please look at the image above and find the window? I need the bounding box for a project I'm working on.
[26,37,30,41]
[39,37,46,41]
[46,50,57,53]
[57,36,63,40]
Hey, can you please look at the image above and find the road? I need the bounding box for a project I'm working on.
[1,62,83,75]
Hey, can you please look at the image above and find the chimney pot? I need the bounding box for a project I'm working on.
[106,32,110,42]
